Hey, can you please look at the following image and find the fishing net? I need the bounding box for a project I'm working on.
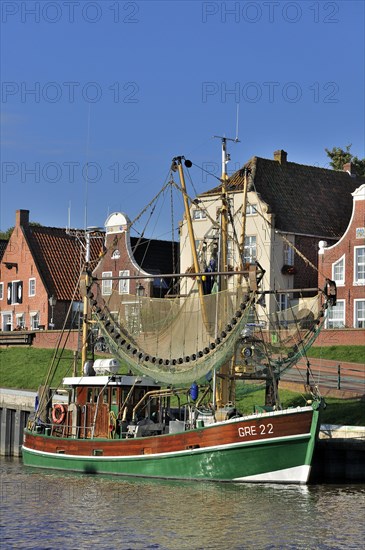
[88,276,326,384]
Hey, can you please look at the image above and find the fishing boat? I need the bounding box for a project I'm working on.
[22,140,335,483]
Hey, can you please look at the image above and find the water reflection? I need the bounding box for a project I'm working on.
[1,458,364,549]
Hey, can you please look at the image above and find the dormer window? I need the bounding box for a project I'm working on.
[332,255,345,285]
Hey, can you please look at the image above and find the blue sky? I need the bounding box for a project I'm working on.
[1,0,364,238]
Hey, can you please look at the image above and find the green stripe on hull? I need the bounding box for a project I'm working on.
[22,438,314,482]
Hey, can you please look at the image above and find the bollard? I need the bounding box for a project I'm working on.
[337,364,341,390]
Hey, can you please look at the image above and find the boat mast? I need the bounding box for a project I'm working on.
[80,231,91,373]
[214,135,240,408]
[173,156,209,327]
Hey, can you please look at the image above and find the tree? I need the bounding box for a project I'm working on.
[325,144,365,177]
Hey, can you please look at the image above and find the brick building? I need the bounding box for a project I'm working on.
[318,183,365,329]
[0,210,103,332]
[92,212,179,322]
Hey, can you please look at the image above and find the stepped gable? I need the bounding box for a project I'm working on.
[25,225,103,301]
[202,152,362,239]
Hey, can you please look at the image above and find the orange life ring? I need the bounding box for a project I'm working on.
[52,404,66,424]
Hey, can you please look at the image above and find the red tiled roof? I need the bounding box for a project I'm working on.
[25,226,104,301]
[203,156,363,239]
[0,239,8,262]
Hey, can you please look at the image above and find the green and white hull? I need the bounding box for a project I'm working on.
[22,406,320,484]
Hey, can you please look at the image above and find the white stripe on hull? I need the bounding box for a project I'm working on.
[233,465,311,484]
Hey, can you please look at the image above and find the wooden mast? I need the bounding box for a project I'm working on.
[174,157,209,328]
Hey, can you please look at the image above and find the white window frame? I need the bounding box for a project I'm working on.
[246,203,257,216]
[283,243,294,266]
[102,271,112,296]
[0,282,3,300]
[354,246,365,285]
[332,254,345,286]
[2,312,13,331]
[193,209,207,221]
[15,313,25,329]
[278,293,289,312]
[29,277,36,296]
[244,235,256,263]
[119,270,130,294]
[354,299,365,328]
[7,280,23,305]
[30,311,40,330]
[325,299,345,329]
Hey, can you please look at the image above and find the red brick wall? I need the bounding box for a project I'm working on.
[32,329,80,350]
[92,230,153,307]
[314,328,365,347]
[318,189,365,328]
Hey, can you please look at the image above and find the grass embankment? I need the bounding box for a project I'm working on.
[0,347,75,390]
[1,346,364,426]
[307,345,364,363]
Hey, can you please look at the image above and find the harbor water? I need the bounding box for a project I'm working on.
[1,457,364,549]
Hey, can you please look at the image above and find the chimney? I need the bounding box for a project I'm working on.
[273,150,287,165]
[343,162,355,177]
[15,209,29,227]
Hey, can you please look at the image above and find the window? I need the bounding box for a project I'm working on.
[332,256,345,285]
[227,238,234,266]
[354,246,365,284]
[0,283,3,300]
[283,243,294,266]
[325,300,345,329]
[15,313,25,329]
[102,272,112,295]
[277,294,288,312]
[7,281,23,305]
[2,312,12,331]
[124,304,141,334]
[246,203,257,215]
[193,209,207,220]
[29,278,36,296]
[30,312,40,330]
[119,270,130,294]
[354,300,365,328]
[243,236,256,263]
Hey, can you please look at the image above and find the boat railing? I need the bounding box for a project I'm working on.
[31,419,167,440]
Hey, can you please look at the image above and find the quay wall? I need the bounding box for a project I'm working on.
[1,328,363,352]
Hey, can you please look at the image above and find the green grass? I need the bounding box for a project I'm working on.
[0,348,76,390]
[308,345,365,363]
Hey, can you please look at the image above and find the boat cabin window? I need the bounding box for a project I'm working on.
[111,388,118,405]
[103,388,109,404]
[87,388,100,403]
